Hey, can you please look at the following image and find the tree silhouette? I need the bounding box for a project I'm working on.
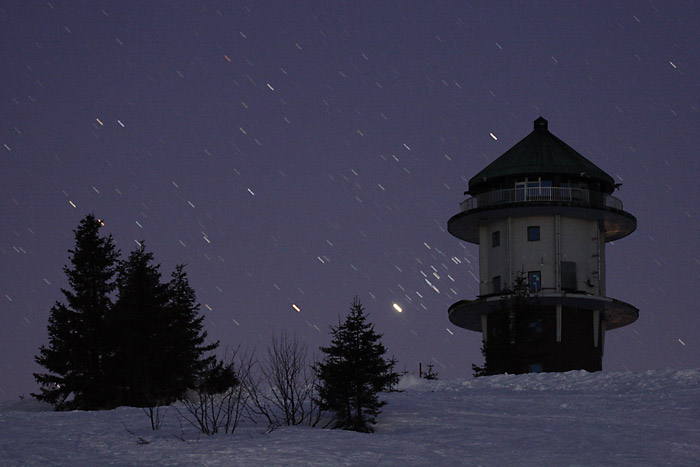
[164,264,218,396]
[34,215,218,411]
[473,272,543,376]
[315,298,398,433]
[422,363,439,380]
[34,214,119,410]
[108,245,217,407]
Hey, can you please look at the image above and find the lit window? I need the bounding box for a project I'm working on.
[528,271,541,292]
[527,181,540,197]
[528,226,540,241]
[529,318,543,333]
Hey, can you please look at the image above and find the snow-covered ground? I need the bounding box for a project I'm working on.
[1,369,698,466]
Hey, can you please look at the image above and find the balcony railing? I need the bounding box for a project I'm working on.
[460,187,623,212]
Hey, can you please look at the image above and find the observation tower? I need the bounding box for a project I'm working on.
[448,117,637,372]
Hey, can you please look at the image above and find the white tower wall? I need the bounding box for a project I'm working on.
[479,215,605,296]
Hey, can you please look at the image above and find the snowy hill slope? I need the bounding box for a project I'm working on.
[1,369,698,466]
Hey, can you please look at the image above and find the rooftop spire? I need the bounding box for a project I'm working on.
[534,116,548,130]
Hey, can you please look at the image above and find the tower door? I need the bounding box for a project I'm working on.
[515,181,526,202]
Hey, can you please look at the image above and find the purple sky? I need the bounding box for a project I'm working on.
[2,1,699,399]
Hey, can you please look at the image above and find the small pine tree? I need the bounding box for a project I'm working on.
[423,364,439,380]
[33,214,119,410]
[472,271,542,376]
[315,298,398,433]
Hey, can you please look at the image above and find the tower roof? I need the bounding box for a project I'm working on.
[468,117,616,194]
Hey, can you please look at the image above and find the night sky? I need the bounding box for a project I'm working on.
[2,1,699,400]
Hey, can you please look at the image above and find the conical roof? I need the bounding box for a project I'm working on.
[468,117,615,194]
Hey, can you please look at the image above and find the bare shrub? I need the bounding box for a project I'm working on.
[246,331,322,428]
[177,350,254,435]
[143,405,168,430]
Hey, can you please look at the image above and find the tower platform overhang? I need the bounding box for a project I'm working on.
[448,202,637,244]
[448,292,638,332]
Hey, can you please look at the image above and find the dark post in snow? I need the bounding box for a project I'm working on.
[448,117,638,373]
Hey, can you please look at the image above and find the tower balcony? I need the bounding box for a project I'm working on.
[448,291,639,332]
[449,187,636,243]
[459,187,622,211]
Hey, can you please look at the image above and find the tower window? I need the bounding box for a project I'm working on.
[528,226,540,241]
[561,261,577,291]
[528,271,541,292]
[492,275,501,293]
[492,231,500,247]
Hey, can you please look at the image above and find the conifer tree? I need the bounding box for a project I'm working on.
[108,243,171,407]
[35,217,218,410]
[315,298,398,433]
[472,272,542,376]
[33,214,119,410]
[108,245,218,407]
[422,363,439,380]
[163,264,218,396]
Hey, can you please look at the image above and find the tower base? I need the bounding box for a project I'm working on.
[454,298,631,373]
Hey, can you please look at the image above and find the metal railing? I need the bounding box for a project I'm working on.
[460,187,623,211]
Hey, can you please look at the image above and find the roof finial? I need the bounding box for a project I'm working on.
[534,116,548,130]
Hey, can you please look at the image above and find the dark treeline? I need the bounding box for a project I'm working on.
[34,215,399,434]
[34,214,217,410]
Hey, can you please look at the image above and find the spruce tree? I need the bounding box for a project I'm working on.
[107,244,168,406]
[108,246,218,407]
[472,272,542,376]
[422,363,439,380]
[315,298,398,433]
[163,264,218,396]
[33,214,119,410]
